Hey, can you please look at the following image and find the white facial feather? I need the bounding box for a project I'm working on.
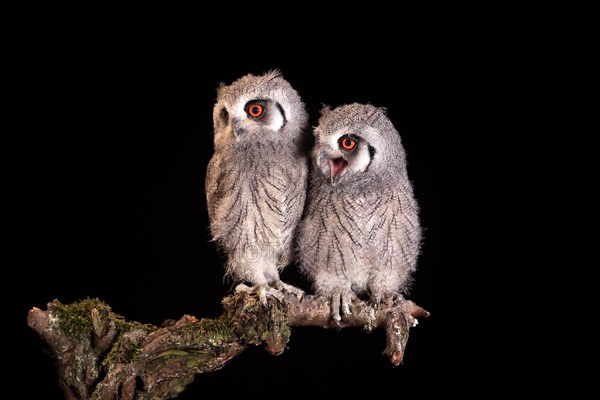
[331,130,372,175]
[231,96,286,133]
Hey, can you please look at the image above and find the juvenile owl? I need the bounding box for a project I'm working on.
[206,70,309,305]
[297,103,421,323]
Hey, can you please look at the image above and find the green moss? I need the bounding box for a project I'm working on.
[53,293,292,376]
[222,293,291,349]
[185,353,212,369]
[53,297,113,339]
[115,319,155,335]
[52,298,156,369]
[271,305,292,339]
[54,298,155,340]
[169,374,195,396]
[102,331,148,368]
[177,316,232,348]
[151,349,212,369]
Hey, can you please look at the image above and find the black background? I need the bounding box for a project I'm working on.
[7,22,532,398]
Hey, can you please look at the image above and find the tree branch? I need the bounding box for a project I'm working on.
[28,293,429,400]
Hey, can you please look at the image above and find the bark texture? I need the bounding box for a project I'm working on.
[28,293,429,400]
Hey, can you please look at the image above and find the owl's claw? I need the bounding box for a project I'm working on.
[235,283,254,295]
[370,293,383,309]
[273,281,304,299]
[341,291,352,317]
[391,292,405,305]
[235,283,285,307]
[330,288,357,324]
[258,286,286,306]
[331,292,342,324]
[369,288,404,310]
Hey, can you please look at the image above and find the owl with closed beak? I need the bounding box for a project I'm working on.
[297,103,422,323]
[205,70,309,305]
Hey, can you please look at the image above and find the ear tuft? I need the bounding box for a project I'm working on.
[319,104,332,116]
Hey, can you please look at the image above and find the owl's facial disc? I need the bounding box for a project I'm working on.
[229,99,286,140]
[326,134,361,186]
[322,133,375,186]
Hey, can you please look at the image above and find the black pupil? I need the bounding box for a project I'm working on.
[344,139,352,147]
[251,106,261,115]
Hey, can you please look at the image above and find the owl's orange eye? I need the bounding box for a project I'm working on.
[339,136,358,151]
[247,103,264,118]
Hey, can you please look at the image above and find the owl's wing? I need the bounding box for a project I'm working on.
[370,189,421,274]
[205,154,222,223]
[282,162,308,229]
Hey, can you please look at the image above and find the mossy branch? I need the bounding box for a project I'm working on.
[28,293,428,400]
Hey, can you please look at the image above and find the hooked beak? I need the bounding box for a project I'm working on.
[329,157,348,186]
[232,120,245,140]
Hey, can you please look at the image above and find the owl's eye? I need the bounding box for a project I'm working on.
[339,136,358,151]
[247,103,264,118]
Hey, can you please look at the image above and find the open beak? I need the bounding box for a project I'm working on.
[329,157,348,186]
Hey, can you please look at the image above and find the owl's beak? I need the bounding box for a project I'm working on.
[232,120,245,140]
[329,157,348,186]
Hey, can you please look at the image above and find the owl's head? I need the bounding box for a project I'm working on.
[212,70,308,147]
[313,103,406,186]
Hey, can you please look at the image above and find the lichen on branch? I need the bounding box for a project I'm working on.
[28,292,428,400]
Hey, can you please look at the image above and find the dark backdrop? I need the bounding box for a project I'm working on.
[7,30,529,397]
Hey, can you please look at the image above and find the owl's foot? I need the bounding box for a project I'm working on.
[330,288,358,325]
[370,291,404,310]
[272,280,304,299]
[235,283,285,307]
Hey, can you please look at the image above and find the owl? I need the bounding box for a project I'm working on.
[205,70,309,305]
[297,103,422,323]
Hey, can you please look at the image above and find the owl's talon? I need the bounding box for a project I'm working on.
[370,294,383,310]
[257,287,269,307]
[265,286,285,303]
[369,287,402,309]
[331,291,343,323]
[341,302,351,317]
[333,316,342,328]
[392,292,405,305]
[340,288,354,317]
[235,283,284,306]
[235,283,253,295]
[273,281,305,300]
[329,288,356,322]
